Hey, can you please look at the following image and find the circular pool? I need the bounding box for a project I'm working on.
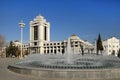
[8,54,120,80]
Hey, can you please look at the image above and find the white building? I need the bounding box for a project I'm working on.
[30,15,50,53]
[103,37,120,56]
[30,15,94,54]
[43,34,94,54]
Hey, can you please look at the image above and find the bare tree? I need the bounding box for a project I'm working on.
[0,35,6,57]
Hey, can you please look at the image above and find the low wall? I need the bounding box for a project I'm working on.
[8,65,120,80]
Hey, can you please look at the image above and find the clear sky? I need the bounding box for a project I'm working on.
[0,0,120,43]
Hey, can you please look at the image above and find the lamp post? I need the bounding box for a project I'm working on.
[94,39,97,54]
[19,21,25,59]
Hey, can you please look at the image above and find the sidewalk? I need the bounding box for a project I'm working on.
[0,58,40,80]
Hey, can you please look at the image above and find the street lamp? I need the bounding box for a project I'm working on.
[19,21,25,59]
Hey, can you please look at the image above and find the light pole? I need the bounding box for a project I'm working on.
[94,39,97,54]
[19,21,25,59]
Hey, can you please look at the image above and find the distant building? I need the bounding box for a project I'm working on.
[103,37,120,56]
[29,15,94,54]
[0,47,6,57]
[43,34,94,54]
[0,35,6,57]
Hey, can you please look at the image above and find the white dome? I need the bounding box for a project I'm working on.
[69,34,80,40]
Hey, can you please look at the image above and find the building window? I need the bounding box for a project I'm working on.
[75,42,77,44]
[75,45,78,47]
[61,42,64,45]
[44,50,46,54]
[34,26,38,40]
[62,46,64,48]
[54,43,56,45]
[62,49,64,54]
[58,49,60,52]
[44,44,45,46]
[44,27,47,40]
[34,42,37,46]
[54,50,56,54]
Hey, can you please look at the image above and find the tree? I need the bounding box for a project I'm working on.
[80,44,84,55]
[97,34,104,55]
[117,49,120,58]
[6,41,20,57]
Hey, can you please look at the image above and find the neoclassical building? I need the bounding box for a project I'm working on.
[103,37,120,56]
[29,15,94,54]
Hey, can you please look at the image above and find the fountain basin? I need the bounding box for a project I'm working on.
[8,54,120,80]
[8,64,120,80]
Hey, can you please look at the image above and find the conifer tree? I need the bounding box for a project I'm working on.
[117,49,120,58]
[6,41,20,57]
[97,34,104,55]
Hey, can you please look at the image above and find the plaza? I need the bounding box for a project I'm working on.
[0,58,40,80]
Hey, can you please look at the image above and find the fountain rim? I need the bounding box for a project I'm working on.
[8,62,120,72]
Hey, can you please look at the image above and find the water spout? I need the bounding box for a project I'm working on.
[66,37,73,64]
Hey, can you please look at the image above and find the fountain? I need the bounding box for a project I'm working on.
[8,38,120,80]
[66,37,73,64]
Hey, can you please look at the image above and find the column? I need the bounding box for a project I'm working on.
[53,46,54,54]
[39,25,44,40]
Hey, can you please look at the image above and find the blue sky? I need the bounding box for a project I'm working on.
[0,0,120,43]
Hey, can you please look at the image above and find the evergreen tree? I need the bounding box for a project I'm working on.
[117,49,120,58]
[6,41,20,57]
[80,44,84,55]
[97,34,104,55]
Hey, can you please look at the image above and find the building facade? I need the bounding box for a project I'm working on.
[43,34,94,54]
[103,37,120,56]
[30,15,94,54]
[30,15,50,53]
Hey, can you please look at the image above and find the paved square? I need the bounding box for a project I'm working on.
[0,58,40,80]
